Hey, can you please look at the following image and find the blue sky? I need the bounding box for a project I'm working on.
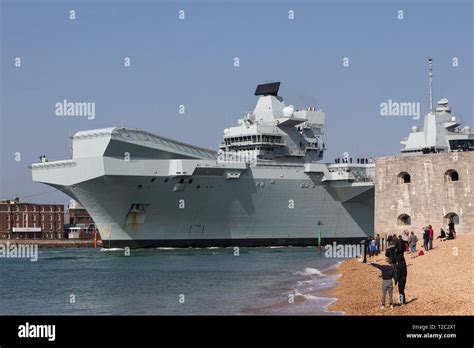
[1,0,473,204]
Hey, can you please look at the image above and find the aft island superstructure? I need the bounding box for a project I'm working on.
[32,82,374,248]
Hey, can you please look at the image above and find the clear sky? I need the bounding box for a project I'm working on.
[1,0,473,204]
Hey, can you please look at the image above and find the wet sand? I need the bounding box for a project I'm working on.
[325,234,474,315]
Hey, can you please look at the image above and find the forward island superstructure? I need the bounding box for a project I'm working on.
[401,59,474,154]
[32,82,374,248]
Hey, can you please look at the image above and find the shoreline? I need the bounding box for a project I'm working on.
[317,261,345,314]
[0,239,100,248]
[323,234,473,315]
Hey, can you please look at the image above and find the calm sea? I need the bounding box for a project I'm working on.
[0,246,344,315]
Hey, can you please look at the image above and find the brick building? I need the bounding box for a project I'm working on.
[69,204,94,226]
[375,151,473,236]
[0,197,65,239]
[65,200,96,239]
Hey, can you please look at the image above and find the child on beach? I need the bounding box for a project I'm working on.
[368,258,395,309]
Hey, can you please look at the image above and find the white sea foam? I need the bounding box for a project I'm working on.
[294,267,326,277]
[294,290,338,309]
[100,248,125,251]
[298,293,321,301]
[296,279,317,286]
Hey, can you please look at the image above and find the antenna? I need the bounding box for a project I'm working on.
[428,58,433,113]
[69,131,73,159]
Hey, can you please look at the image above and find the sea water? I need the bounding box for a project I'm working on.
[0,246,345,315]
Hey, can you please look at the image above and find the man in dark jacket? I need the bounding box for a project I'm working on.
[384,236,404,263]
[423,227,430,250]
[395,236,406,263]
[385,241,397,262]
[394,258,408,304]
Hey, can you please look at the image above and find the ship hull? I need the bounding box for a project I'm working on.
[58,170,374,249]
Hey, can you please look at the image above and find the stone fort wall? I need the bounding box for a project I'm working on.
[375,151,473,236]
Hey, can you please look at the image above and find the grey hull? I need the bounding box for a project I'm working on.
[55,170,373,249]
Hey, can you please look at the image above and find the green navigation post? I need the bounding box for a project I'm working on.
[316,220,323,253]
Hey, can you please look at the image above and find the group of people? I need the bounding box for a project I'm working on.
[366,219,456,309]
[456,143,472,152]
[366,232,415,260]
[420,220,457,252]
[436,219,457,241]
[436,228,456,241]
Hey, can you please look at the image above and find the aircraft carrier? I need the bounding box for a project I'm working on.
[32,82,375,248]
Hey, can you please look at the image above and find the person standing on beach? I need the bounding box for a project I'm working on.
[428,225,434,250]
[394,256,408,305]
[390,236,408,304]
[368,258,395,309]
[369,238,377,260]
[387,235,395,252]
[362,239,368,263]
[375,234,381,255]
[408,231,418,255]
[391,234,398,247]
[366,236,374,260]
[396,235,406,261]
[402,230,410,251]
[385,235,398,261]
[423,227,430,251]
[386,235,392,250]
